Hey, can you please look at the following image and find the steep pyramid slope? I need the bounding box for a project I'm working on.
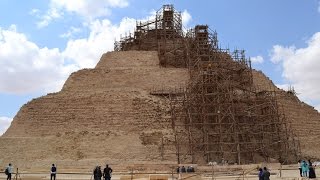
[0,51,188,168]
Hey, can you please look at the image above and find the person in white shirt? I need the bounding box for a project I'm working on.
[5,163,13,180]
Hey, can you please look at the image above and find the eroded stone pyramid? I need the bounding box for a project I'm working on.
[0,50,319,169]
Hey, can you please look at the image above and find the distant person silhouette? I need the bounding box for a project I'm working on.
[50,164,57,180]
[308,160,316,178]
[93,166,102,180]
[103,164,113,180]
[262,167,270,180]
[258,168,263,180]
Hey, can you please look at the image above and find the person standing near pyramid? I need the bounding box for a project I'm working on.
[5,163,13,180]
[50,164,57,180]
[103,164,113,180]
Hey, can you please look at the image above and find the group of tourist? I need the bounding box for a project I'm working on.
[298,159,316,178]
[4,163,57,180]
[5,160,320,179]
[93,164,113,180]
[258,167,270,180]
[4,163,112,180]
[176,165,195,173]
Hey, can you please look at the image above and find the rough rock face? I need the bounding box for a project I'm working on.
[0,51,188,168]
[0,51,319,169]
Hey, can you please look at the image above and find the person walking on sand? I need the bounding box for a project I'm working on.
[50,164,57,180]
[103,164,113,180]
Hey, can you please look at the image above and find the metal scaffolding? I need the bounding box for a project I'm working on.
[115,4,301,164]
[170,25,300,164]
[114,4,186,67]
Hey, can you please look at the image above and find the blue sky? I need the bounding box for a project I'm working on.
[1,0,320,135]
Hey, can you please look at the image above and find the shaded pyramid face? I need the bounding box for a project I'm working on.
[0,51,189,168]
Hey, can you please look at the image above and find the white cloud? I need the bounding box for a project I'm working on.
[0,25,77,94]
[50,0,129,18]
[63,17,136,68]
[60,26,82,38]
[251,55,264,64]
[37,7,63,28]
[182,10,192,27]
[270,32,320,111]
[270,45,295,63]
[29,8,40,16]
[0,116,13,136]
[37,0,129,27]
[0,16,136,94]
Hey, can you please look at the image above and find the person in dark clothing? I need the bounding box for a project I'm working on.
[298,160,302,177]
[190,166,194,172]
[103,164,113,180]
[50,164,57,180]
[93,166,103,180]
[258,168,263,180]
[187,166,191,173]
[181,166,186,173]
[262,167,270,180]
[308,160,316,178]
